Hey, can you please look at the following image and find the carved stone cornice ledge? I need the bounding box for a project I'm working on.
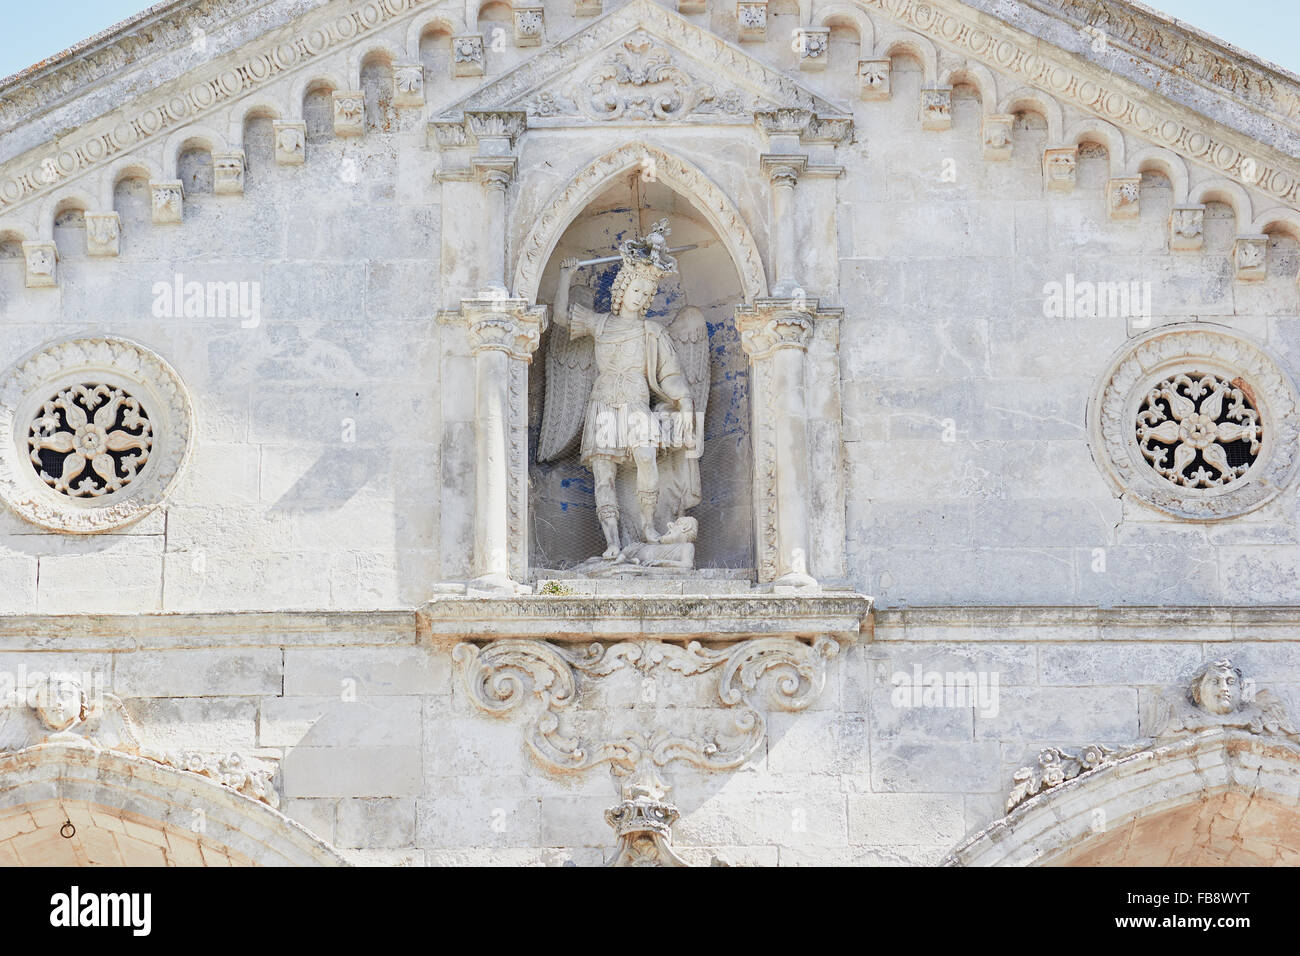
[419,591,872,643]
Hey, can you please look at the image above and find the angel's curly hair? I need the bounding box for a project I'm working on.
[610,263,658,317]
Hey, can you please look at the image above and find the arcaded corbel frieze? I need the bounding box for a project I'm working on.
[1169,202,1206,250]
[84,211,120,257]
[513,5,544,47]
[22,240,57,288]
[920,86,952,130]
[982,113,1015,160]
[0,0,443,214]
[393,64,425,108]
[273,121,306,165]
[452,34,486,78]
[737,1,768,42]
[212,150,246,195]
[796,29,830,71]
[1106,175,1141,220]
[149,180,184,225]
[451,634,845,775]
[0,673,280,807]
[332,90,366,137]
[1233,233,1268,280]
[858,59,891,100]
[1042,145,1078,191]
[856,0,1300,212]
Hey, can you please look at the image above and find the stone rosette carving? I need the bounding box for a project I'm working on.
[1088,324,1300,520]
[0,674,279,808]
[858,59,890,100]
[796,29,829,71]
[21,240,57,288]
[514,6,544,47]
[0,337,194,533]
[737,1,767,42]
[452,635,841,774]
[453,34,486,77]
[393,64,425,108]
[1004,658,1299,815]
[1169,203,1206,251]
[149,180,184,224]
[1234,234,1268,280]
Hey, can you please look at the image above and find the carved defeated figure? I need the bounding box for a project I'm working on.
[540,219,708,568]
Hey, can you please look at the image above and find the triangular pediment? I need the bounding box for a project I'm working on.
[433,0,853,129]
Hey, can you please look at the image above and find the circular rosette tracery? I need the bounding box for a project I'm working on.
[1088,324,1300,520]
[0,337,193,533]
[29,384,154,497]
[1135,372,1260,488]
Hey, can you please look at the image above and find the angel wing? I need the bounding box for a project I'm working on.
[538,284,598,463]
[666,306,709,419]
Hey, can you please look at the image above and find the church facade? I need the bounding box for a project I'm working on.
[0,0,1298,865]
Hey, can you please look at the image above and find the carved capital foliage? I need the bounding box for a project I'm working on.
[1107,176,1142,220]
[514,6,545,47]
[858,59,891,100]
[453,635,842,776]
[1042,146,1078,191]
[737,1,768,42]
[920,86,952,131]
[461,299,549,361]
[1234,234,1269,280]
[464,110,528,148]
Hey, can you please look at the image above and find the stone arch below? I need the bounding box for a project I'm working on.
[0,744,345,867]
[512,143,769,305]
[947,732,1300,867]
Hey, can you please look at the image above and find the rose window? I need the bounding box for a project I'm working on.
[28,384,153,497]
[1136,372,1260,488]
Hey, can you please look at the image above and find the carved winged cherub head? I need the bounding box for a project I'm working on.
[611,219,678,319]
[32,675,87,732]
[1189,658,1244,716]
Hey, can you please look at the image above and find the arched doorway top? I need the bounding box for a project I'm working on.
[0,743,346,866]
[946,730,1300,867]
[512,142,769,305]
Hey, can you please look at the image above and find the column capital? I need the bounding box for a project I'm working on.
[453,299,549,361]
[735,297,840,358]
[760,153,807,188]
[472,156,517,189]
[464,110,528,151]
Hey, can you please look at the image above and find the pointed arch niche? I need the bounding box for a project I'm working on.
[528,171,755,573]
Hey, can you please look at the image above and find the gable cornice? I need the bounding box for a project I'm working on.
[859,0,1300,212]
[1009,0,1300,145]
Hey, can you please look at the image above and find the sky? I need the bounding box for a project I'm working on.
[0,0,1297,83]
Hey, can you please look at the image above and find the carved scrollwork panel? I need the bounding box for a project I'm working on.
[453,636,841,776]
